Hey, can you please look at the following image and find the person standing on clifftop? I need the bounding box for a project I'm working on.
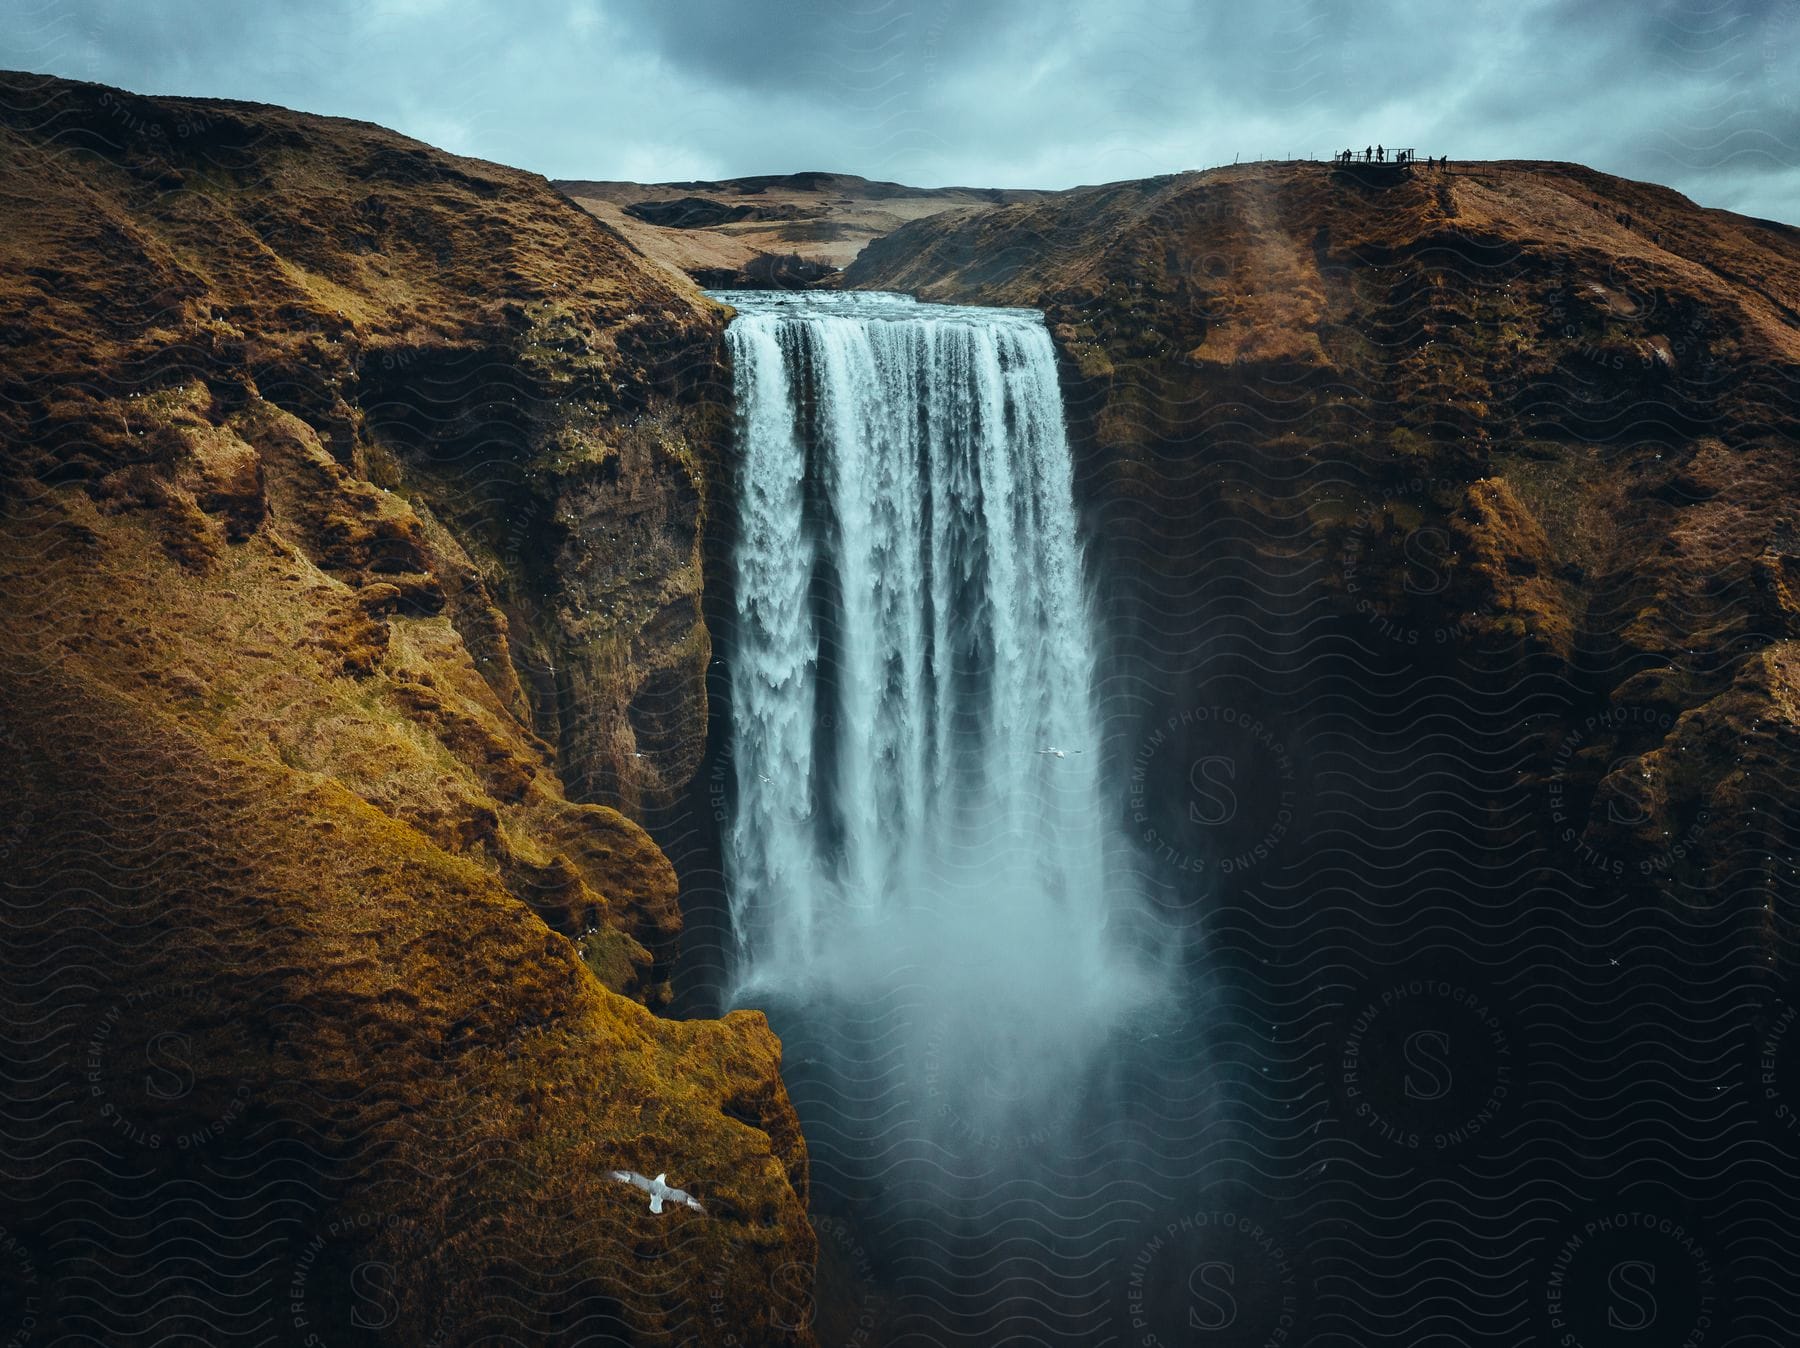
[1377,144,1384,162]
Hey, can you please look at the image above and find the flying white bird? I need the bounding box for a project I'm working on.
[610,1170,704,1214]
[758,773,776,785]
[1037,747,1081,759]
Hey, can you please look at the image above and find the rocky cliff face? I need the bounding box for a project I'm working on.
[839,166,1800,1340]
[0,71,811,1346]
[848,160,1800,963]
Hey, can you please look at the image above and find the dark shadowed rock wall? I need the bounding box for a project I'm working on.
[845,158,1800,1341]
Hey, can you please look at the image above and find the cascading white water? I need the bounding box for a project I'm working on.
[717,289,1156,1135]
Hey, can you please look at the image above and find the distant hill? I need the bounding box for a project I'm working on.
[555,170,1053,285]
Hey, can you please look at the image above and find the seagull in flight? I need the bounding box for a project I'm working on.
[610,1170,704,1214]
[758,773,776,785]
[1038,747,1082,759]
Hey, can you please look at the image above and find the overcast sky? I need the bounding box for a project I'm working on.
[5,0,1798,221]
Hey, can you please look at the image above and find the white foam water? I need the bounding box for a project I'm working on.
[715,289,1160,1144]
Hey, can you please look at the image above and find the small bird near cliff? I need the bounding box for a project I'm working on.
[610,1169,704,1214]
[1038,747,1081,759]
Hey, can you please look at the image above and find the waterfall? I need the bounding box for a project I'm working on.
[717,289,1157,1143]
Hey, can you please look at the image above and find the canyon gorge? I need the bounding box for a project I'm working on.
[2,67,1798,1346]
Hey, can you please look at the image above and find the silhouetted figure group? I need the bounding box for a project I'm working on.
[1335,146,1448,168]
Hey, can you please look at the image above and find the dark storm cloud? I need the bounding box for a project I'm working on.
[595,0,1028,92]
[2,0,1796,219]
